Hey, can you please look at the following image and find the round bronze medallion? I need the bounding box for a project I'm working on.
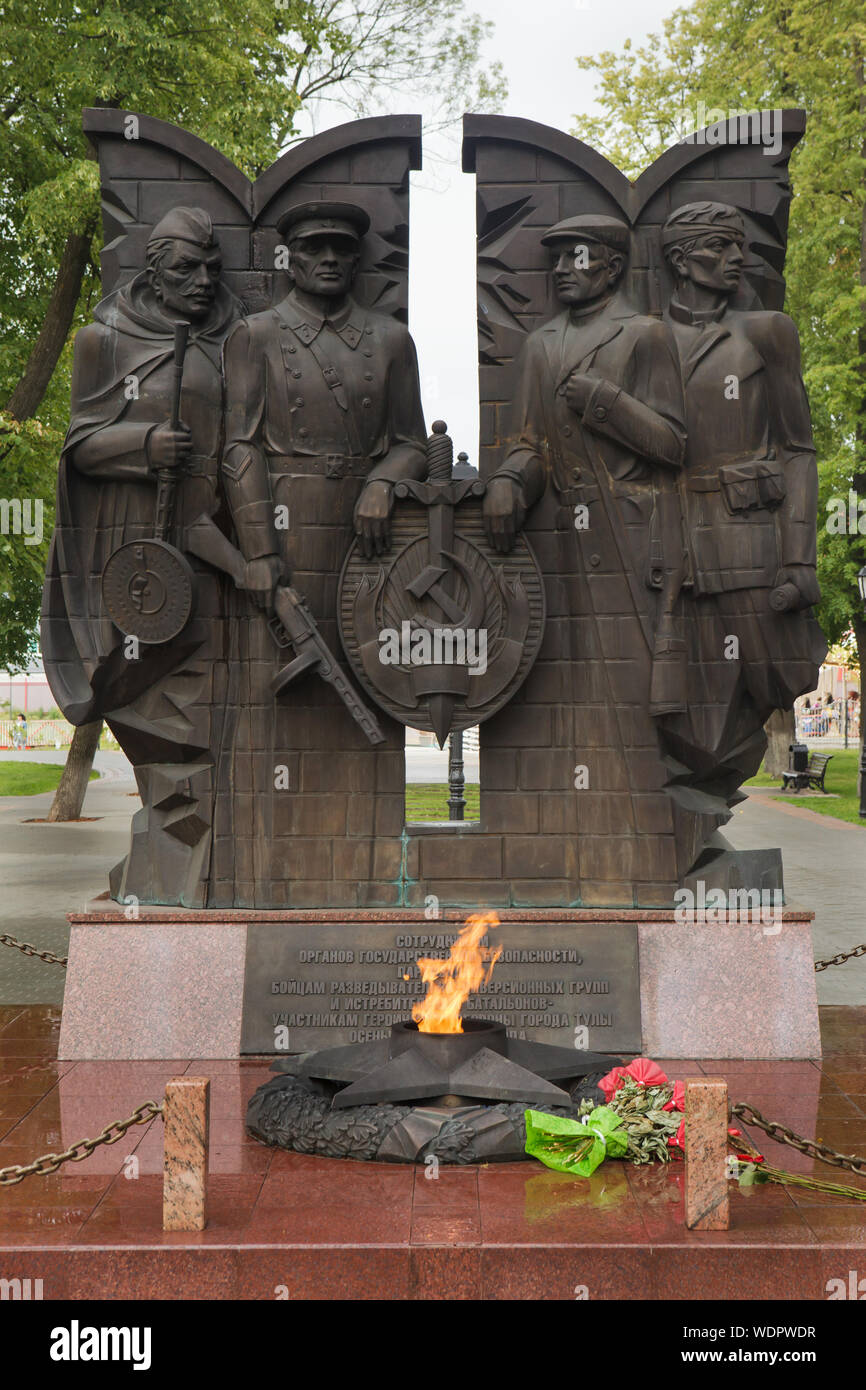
[102,538,194,644]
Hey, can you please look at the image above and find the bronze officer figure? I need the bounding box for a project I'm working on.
[214,201,427,906]
[221,200,427,600]
[480,214,702,891]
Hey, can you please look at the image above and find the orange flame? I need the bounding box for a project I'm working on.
[411,912,501,1034]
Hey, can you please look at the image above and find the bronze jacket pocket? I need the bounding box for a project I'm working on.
[718,460,786,514]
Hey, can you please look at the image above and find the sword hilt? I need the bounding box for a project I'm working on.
[426,420,453,482]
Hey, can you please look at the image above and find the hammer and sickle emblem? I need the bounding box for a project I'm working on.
[405,549,485,631]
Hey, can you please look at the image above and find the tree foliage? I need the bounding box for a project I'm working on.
[0,0,504,669]
[572,0,866,654]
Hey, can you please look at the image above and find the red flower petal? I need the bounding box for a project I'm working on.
[597,1065,629,1101]
[667,1117,686,1151]
[625,1057,669,1088]
[663,1079,685,1112]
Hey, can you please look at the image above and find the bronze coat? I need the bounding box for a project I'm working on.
[664,300,817,595]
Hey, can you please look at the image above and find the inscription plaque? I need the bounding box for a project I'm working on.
[240,921,641,1054]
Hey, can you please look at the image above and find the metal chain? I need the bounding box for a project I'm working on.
[732,1102,866,1177]
[814,943,866,972]
[3,927,864,974]
[0,1102,163,1185]
[0,932,67,966]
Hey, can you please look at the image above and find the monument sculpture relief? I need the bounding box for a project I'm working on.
[42,107,825,921]
[42,206,244,903]
[480,211,693,893]
[657,201,825,809]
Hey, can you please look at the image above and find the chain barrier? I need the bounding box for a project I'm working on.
[3,927,865,974]
[0,932,67,966]
[731,1102,866,1177]
[0,1093,864,1187]
[0,1102,163,1185]
[814,942,866,972]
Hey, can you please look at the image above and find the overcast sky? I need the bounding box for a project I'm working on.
[409,0,678,457]
[308,0,679,457]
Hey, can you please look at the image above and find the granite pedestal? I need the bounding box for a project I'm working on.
[58,902,821,1060]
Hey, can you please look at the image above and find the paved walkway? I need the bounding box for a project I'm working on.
[724,789,866,1005]
[0,757,136,1005]
[0,763,863,1006]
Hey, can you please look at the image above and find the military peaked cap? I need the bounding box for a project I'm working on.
[277,201,371,243]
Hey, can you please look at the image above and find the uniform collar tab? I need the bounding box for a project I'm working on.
[278,292,364,347]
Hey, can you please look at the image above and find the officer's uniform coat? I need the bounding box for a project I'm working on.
[214,290,427,907]
[488,293,715,897]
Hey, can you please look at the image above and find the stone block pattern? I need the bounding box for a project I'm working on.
[441,117,805,909]
[89,111,426,909]
[91,111,415,319]
[163,1077,210,1232]
[684,1077,730,1230]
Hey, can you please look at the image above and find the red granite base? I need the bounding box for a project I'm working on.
[2,1005,862,1299]
[59,901,821,1059]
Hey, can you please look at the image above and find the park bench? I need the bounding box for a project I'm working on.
[781,751,833,794]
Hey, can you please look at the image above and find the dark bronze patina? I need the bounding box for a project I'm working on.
[42,204,244,904]
[339,419,546,745]
[42,108,825,920]
[657,201,826,820]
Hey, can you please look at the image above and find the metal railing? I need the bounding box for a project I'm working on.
[796,709,859,746]
[0,718,73,750]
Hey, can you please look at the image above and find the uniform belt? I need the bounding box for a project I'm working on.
[685,477,721,492]
[265,453,372,478]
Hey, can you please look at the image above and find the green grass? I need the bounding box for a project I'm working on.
[0,762,99,797]
[406,782,480,821]
[744,748,865,826]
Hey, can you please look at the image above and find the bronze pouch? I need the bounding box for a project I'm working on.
[718,460,785,514]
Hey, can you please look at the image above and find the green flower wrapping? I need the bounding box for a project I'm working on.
[524,1106,629,1176]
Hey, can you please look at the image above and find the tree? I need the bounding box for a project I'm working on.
[764,708,795,779]
[0,414,62,667]
[571,0,866,682]
[0,0,504,815]
[0,0,504,434]
[0,1,505,658]
[281,0,505,135]
[45,719,102,822]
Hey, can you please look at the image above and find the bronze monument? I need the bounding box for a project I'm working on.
[44,108,826,1071]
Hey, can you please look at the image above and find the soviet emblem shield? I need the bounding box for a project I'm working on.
[338,472,545,745]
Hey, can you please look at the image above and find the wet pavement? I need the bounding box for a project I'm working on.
[0,1004,864,1299]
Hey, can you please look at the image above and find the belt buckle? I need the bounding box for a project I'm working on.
[325,454,346,480]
